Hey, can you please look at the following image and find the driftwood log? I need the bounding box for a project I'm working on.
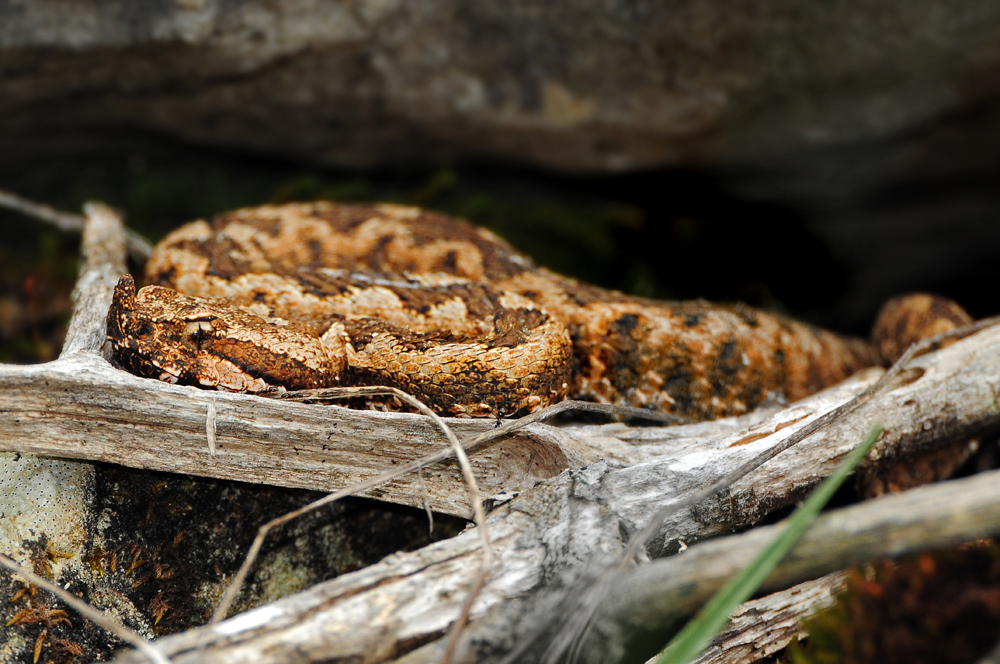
[2,203,1000,663]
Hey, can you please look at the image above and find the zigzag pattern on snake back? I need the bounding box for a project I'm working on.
[106,202,971,419]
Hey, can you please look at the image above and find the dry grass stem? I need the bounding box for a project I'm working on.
[0,554,172,664]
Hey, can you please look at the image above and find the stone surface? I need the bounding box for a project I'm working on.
[0,454,94,561]
[5,1,1000,326]
[0,458,453,663]
[1,0,999,177]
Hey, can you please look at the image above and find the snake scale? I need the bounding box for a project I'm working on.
[106,202,971,419]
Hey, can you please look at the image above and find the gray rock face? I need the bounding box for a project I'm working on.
[4,0,1000,330]
[2,0,1000,175]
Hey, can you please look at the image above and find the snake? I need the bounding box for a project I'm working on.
[105,202,971,419]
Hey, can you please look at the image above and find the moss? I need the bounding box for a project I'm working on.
[89,464,462,633]
[783,541,1000,664]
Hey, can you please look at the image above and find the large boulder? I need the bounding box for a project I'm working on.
[2,0,999,177]
[4,1,1000,327]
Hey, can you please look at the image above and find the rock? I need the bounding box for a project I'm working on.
[5,1,1000,322]
[0,459,453,663]
[1,0,999,178]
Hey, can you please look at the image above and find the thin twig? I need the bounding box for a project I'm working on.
[210,385,493,624]
[0,187,153,260]
[0,188,86,232]
[208,393,680,651]
[0,554,172,664]
[418,466,435,535]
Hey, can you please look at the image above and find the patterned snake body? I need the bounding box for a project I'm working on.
[108,202,962,419]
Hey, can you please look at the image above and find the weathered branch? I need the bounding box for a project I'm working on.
[60,202,129,357]
[0,188,89,233]
[1,201,164,664]
[0,355,594,518]
[101,322,1000,664]
[690,574,847,664]
[0,335,882,520]
[567,466,1000,664]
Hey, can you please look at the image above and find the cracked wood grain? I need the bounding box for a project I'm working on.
[0,355,582,518]
[690,573,848,664]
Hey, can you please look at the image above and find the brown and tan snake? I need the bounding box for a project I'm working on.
[106,202,971,419]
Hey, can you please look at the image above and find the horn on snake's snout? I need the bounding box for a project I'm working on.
[107,274,138,343]
[112,274,137,310]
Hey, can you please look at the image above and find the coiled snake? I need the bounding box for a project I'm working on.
[106,202,970,419]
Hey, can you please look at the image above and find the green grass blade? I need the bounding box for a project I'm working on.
[652,423,884,664]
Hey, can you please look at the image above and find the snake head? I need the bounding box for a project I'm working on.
[107,273,221,384]
[106,275,347,392]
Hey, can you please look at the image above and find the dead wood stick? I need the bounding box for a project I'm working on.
[0,353,861,519]
[568,466,1000,664]
[60,202,128,357]
[0,355,577,518]
[209,385,495,627]
[0,188,87,233]
[531,315,1000,664]
[1,201,135,664]
[106,322,1000,664]
[689,573,848,664]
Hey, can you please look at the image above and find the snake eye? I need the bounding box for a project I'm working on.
[182,320,215,351]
